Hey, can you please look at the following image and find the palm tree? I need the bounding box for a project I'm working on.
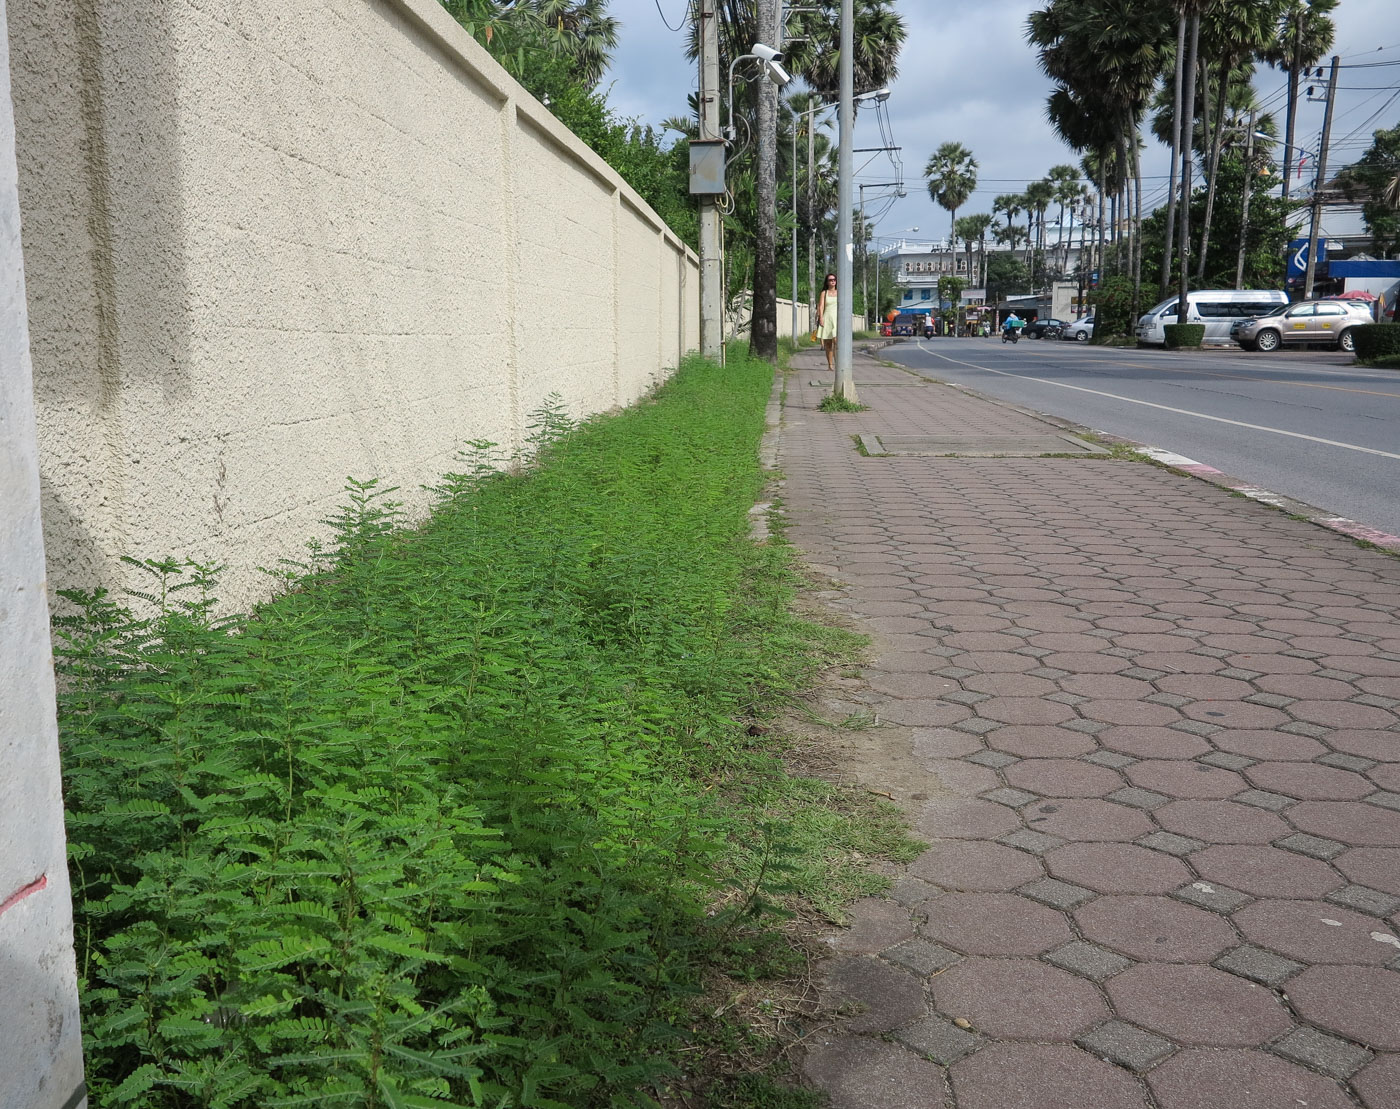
[924,142,979,253]
[1259,0,1338,201]
[443,0,618,86]
[993,194,1023,241]
[1048,164,1081,274]
[1195,0,1288,280]
[959,213,996,287]
[1024,178,1056,284]
[783,0,907,101]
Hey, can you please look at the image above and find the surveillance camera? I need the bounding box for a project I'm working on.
[764,58,792,87]
[751,42,783,64]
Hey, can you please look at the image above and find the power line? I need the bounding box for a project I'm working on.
[653,0,689,32]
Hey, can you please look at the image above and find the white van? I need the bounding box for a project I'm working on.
[1135,290,1289,346]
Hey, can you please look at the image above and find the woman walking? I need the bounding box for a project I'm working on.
[816,272,839,371]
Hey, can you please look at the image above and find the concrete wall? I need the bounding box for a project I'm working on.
[8,0,698,611]
[739,297,861,340]
[0,0,88,1102]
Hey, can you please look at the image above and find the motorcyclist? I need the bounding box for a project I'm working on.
[1002,312,1025,340]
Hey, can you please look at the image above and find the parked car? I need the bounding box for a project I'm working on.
[1135,289,1289,346]
[1023,317,1067,339]
[1060,315,1095,341]
[1232,298,1375,352]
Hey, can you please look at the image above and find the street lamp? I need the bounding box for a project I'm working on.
[790,88,889,341]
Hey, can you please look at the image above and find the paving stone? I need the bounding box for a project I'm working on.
[1290,800,1400,847]
[1107,786,1170,810]
[1212,944,1304,987]
[966,748,1019,768]
[1006,758,1126,798]
[1368,791,1400,812]
[949,1042,1147,1109]
[1106,963,1292,1046]
[1028,666,1073,679]
[1199,751,1256,770]
[1077,894,1238,961]
[1327,884,1400,918]
[802,1033,950,1109]
[919,892,1073,956]
[1288,964,1400,1051]
[1315,668,1362,681]
[1076,1019,1176,1072]
[1157,799,1290,843]
[1233,788,1294,811]
[888,876,942,907]
[1145,692,1193,707]
[944,689,992,705]
[997,827,1066,855]
[1271,1025,1373,1080]
[1192,844,1344,899]
[1336,847,1400,897]
[1214,729,1329,760]
[1234,899,1399,965]
[1043,939,1132,982]
[916,798,1022,840]
[1356,693,1400,709]
[907,841,1043,892]
[1025,798,1155,841]
[1247,761,1376,801]
[1127,759,1247,799]
[1062,717,1110,734]
[1121,667,1168,681]
[1275,831,1349,860]
[939,666,979,680]
[983,786,1039,808]
[820,955,927,1033]
[1136,831,1206,857]
[1147,1047,1358,1109]
[1280,720,1333,738]
[1048,842,1192,895]
[1218,667,1265,680]
[1019,876,1097,910]
[931,957,1108,1040]
[1172,880,1252,914]
[1045,691,1089,706]
[1245,692,1296,708]
[1354,1053,1400,1109]
[1084,750,1137,769]
[829,898,917,955]
[883,938,962,976]
[893,1015,981,1065]
[955,716,1005,735]
[1171,719,1223,737]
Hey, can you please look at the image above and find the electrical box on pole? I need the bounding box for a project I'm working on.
[688,140,726,196]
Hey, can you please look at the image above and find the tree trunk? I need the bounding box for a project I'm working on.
[1282,11,1302,201]
[1177,8,1200,325]
[749,0,779,361]
[1161,8,1186,298]
[1131,130,1143,324]
[1197,55,1232,281]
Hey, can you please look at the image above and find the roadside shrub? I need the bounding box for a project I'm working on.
[1362,352,1400,370]
[1352,323,1400,362]
[1089,275,1135,340]
[57,353,888,1108]
[1163,323,1205,349]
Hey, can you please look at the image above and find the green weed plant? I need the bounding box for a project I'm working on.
[55,352,894,1108]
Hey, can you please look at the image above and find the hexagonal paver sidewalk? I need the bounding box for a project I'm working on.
[781,349,1400,1109]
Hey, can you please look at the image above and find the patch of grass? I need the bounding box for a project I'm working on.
[54,350,909,1108]
[818,393,868,413]
[706,1073,828,1108]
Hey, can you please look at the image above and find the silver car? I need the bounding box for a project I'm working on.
[1060,315,1095,342]
[1232,299,1374,353]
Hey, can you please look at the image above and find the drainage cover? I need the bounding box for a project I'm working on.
[860,433,1106,457]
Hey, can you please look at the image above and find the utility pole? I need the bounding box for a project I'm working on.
[1282,6,1303,202]
[695,0,723,359]
[1302,55,1338,301]
[834,0,856,401]
[1235,110,1257,290]
[1160,7,1184,299]
[1176,7,1200,327]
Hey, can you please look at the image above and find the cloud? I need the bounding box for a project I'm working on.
[600,0,1400,238]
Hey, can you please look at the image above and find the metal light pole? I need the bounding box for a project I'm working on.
[834,0,855,400]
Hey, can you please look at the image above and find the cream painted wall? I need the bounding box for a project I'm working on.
[8,0,698,611]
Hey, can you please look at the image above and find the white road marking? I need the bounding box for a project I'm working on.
[914,344,1400,462]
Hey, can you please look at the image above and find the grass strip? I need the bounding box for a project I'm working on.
[55,348,910,1108]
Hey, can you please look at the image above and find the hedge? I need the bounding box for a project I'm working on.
[1163,323,1205,349]
[1352,323,1400,362]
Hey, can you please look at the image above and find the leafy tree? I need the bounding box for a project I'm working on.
[1258,0,1338,201]
[984,251,1030,304]
[440,0,618,87]
[1337,124,1400,259]
[924,142,978,248]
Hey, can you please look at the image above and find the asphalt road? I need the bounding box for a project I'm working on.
[880,336,1400,541]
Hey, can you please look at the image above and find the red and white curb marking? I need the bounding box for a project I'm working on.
[1140,447,1400,555]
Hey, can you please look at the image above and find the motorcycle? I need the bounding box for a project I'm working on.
[1001,327,1020,344]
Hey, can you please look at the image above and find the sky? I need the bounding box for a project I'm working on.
[599,0,1400,246]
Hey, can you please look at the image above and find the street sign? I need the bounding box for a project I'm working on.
[1287,238,1325,281]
